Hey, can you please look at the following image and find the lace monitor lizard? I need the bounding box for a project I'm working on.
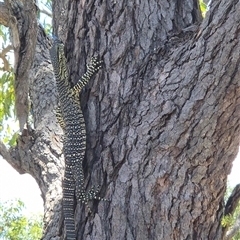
[50,38,102,240]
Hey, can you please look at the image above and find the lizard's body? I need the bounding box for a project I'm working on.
[50,39,101,240]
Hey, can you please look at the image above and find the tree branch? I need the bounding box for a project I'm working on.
[225,184,240,216]
[0,138,27,174]
[39,7,52,18]
[0,44,13,72]
[0,140,12,162]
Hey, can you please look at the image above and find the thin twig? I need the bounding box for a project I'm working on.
[39,7,52,18]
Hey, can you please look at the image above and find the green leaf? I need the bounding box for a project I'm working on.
[0,199,43,240]
[222,185,240,239]
[221,214,234,227]
[0,25,7,43]
[199,0,208,18]
[9,131,18,146]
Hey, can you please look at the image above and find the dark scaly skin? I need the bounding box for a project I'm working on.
[50,39,101,240]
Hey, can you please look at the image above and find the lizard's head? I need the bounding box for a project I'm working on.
[49,37,66,77]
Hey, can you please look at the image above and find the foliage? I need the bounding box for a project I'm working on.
[222,213,236,228]
[233,229,240,240]
[40,0,52,11]
[38,0,52,34]
[0,26,15,120]
[0,25,17,146]
[0,72,15,123]
[42,21,52,35]
[221,186,240,239]
[0,26,7,43]
[199,0,208,17]
[0,199,43,240]
[222,212,240,240]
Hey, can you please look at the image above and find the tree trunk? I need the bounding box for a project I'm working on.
[1,0,240,239]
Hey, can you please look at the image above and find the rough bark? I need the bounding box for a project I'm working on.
[28,26,64,240]
[63,0,240,239]
[0,0,240,240]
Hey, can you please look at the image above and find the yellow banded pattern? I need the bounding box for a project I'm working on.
[50,39,102,240]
